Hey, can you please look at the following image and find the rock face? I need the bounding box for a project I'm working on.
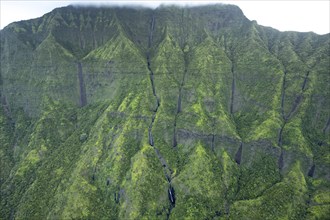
[0,4,329,219]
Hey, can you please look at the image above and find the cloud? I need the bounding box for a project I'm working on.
[1,0,329,34]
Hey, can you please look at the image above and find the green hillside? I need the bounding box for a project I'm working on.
[0,4,329,219]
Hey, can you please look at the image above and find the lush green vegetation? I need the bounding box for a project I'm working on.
[0,4,329,219]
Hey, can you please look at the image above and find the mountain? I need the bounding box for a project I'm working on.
[0,4,329,219]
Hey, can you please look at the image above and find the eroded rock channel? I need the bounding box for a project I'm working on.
[77,62,87,107]
[146,14,176,218]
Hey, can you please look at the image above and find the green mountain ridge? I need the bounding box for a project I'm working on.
[0,4,329,219]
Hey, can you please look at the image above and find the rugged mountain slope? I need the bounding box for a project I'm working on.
[0,4,329,219]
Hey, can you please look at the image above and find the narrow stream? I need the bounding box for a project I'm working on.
[146,15,176,218]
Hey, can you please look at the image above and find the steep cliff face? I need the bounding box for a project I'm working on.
[0,4,329,219]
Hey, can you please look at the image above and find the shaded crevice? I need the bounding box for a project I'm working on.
[286,95,302,120]
[168,185,175,205]
[166,186,175,220]
[224,37,237,115]
[278,150,284,170]
[230,63,236,114]
[307,164,315,177]
[282,70,310,121]
[148,15,155,48]
[147,57,157,98]
[323,117,330,135]
[147,14,158,148]
[209,118,217,153]
[147,14,157,99]
[224,42,245,214]
[234,142,243,165]
[148,127,154,146]
[77,62,87,107]
[177,52,188,114]
[278,123,285,147]
[277,123,286,171]
[211,134,215,152]
[305,154,317,210]
[172,52,188,148]
[114,191,120,204]
[277,68,311,172]
[1,95,12,118]
[146,14,159,148]
[301,71,310,91]
[278,67,288,173]
[177,89,182,114]
[91,167,96,183]
[172,120,177,148]
[286,70,310,120]
[280,69,287,119]
[146,15,175,218]
[114,188,124,204]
